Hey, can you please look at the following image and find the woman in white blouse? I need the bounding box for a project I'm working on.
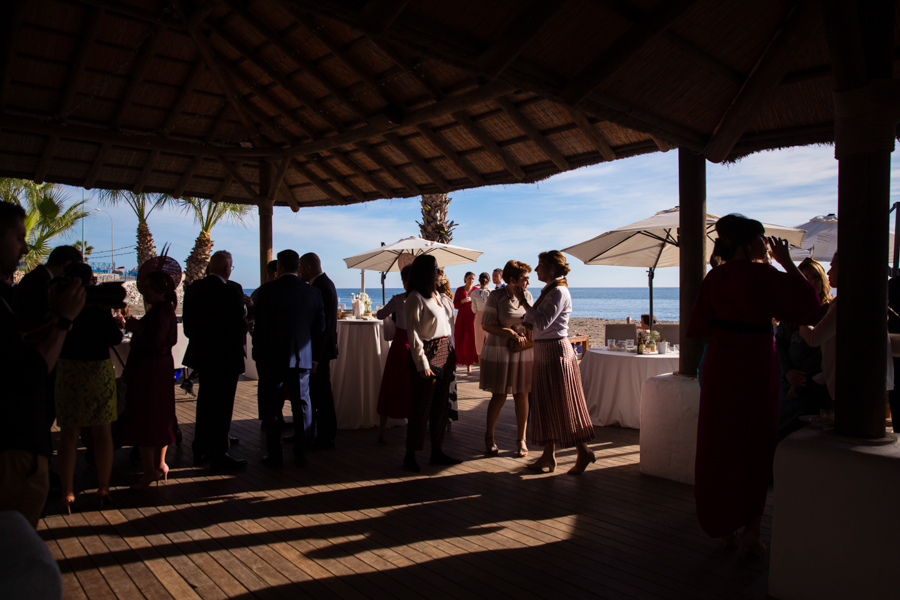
[470,272,491,358]
[375,266,412,444]
[403,255,463,472]
[514,251,595,474]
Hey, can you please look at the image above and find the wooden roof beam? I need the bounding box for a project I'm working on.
[211,163,237,203]
[132,149,160,194]
[228,2,369,122]
[173,0,265,144]
[353,141,421,196]
[204,18,346,133]
[561,0,698,105]
[279,181,301,212]
[83,142,112,190]
[160,59,206,136]
[278,6,409,112]
[291,158,346,203]
[563,106,616,161]
[451,110,526,180]
[280,81,514,157]
[186,0,226,29]
[313,157,367,202]
[359,0,411,35]
[704,1,821,163]
[218,56,320,141]
[173,104,234,197]
[651,135,676,152]
[476,0,566,80]
[415,124,486,186]
[0,0,28,111]
[218,157,259,198]
[328,148,395,198]
[271,157,292,199]
[382,132,450,193]
[58,6,105,120]
[111,24,166,130]
[495,96,570,171]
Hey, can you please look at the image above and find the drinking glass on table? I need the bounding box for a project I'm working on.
[607,338,615,349]
[625,339,634,349]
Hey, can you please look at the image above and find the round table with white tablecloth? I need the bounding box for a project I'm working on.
[332,318,392,429]
[579,347,679,429]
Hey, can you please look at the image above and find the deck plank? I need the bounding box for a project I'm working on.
[41,367,771,599]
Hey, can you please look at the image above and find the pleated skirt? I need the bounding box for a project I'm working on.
[479,333,532,395]
[531,338,595,448]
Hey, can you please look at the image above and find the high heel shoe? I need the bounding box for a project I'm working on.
[514,439,528,458]
[130,471,161,490]
[96,490,111,509]
[527,455,557,473]
[737,531,767,557]
[567,450,596,475]
[62,494,76,515]
[484,435,499,456]
[158,464,169,484]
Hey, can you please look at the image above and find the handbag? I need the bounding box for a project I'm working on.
[507,327,534,353]
[111,346,128,416]
[383,315,396,342]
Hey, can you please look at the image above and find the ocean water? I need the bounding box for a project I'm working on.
[244,287,680,321]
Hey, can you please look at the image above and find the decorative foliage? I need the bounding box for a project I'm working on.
[180,197,252,287]
[97,190,174,268]
[0,178,88,271]
[417,193,456,244]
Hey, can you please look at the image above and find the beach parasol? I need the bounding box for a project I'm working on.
[343,237,483,303]
[788,213,894,264]
[562,207,807,321]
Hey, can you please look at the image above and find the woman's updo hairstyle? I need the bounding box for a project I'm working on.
[144,271,178,308]
[538,250,571,278]
[502,260,532,283]
[712,214,765,262]
[478,272,490,286]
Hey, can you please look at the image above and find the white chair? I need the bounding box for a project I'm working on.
[654,323,680,345]
[605,323,637,343]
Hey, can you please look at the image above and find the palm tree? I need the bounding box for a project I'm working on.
[417,193,456,243]
[73,240,94,260]
[0,178,88,271]
[96,190,173,268]
[180,197,252,287]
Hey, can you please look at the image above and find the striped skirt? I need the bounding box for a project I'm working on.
[531,338,595,448]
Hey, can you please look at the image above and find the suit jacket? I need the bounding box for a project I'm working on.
[182,275,248,374]
[252,274,325,372]
[12,265,52,333]
[310,272,338,362]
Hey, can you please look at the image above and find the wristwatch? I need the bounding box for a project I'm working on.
[52,315,74,331]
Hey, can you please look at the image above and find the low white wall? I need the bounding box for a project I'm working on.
[639,373,700,484]
[770,427,900,600]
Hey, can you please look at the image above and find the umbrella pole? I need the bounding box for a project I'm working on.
[648,267,655,329]
[381,271,386,305]
[361,270,365,295]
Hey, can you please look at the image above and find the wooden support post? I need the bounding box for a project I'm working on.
[678,148,706,377]
[258,160,275,286]
[825,0,898,440]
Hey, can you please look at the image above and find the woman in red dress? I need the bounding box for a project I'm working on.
[124,271,179,489]
[687,214,820,555]
[453,272,478,373]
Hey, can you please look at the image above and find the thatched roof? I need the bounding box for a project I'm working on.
[1,0,897,210]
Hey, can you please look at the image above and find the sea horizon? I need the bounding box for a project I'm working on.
[243,286,680,321]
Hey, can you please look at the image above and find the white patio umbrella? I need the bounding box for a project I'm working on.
[788,214,894,263]
[343,237,483,303]
[562,207,807,320]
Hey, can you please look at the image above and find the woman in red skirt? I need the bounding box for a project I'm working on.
[514,251,595,475]
[453,272,479,373]
[375,266,412,444]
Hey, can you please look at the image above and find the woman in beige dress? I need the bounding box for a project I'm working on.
[480,261,533,458]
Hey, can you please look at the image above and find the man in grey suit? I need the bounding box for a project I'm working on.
[253,250,325,467]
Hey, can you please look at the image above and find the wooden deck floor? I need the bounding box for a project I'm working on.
[42,369,772,600]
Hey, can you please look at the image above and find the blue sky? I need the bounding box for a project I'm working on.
[66,144,899,290]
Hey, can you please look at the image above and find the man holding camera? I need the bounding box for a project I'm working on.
[0,203,85,527]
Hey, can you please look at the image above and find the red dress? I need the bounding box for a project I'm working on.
[124,302,177,448]
[687,260,819,538]
[453,287,478,365]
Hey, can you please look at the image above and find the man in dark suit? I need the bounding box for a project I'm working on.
[294,252,339,449]
[253,249,325,467]
[182,251,248,471]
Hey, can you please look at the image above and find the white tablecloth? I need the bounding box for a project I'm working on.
[332,319,392,429]
[579,348,679,429]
